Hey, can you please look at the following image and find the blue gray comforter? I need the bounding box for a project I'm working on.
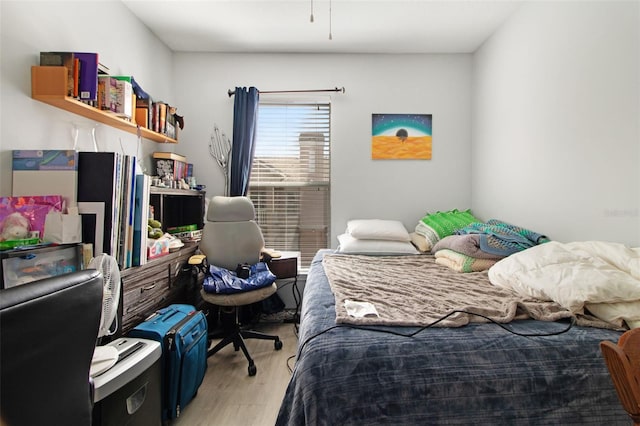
[276,250,628,425]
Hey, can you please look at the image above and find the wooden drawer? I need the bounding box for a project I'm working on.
[120,243,199,334]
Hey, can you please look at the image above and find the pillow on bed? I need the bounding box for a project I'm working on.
[346,219,410,242]
[337,233,419,255]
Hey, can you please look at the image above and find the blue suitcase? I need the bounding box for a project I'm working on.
[128,304,208,420]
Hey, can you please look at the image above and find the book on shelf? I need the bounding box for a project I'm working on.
[97,75,117,112]
[151,101,171,134]
[119,155,136,269]
[136,97,151,108]
[73,58,80,98]
[132,174,151,266]
[136,96,154,131]
[116,155,130,268]
[115,79,133,119]
[128,156,137,268]
[127,157,137,267]
[165,120,176,140]
[98,62,110,75]
[166,109,177,139]
[152,101,162,133]
[153,152,187,162]
[151,102,157,132]
[158,102,167,134]
[74,52,98,102]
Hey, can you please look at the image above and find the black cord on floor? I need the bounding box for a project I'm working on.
[276,279,302,335]
[286,354,296,374]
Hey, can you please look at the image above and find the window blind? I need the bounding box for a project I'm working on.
[248,102,331,270]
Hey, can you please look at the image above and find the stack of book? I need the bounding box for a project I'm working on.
[77,152,152,268]
[152,152,192,183]
[137,100,178,139]
[40,51,99,104]
[39,51,179,138]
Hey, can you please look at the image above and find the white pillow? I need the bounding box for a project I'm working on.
[346,219,410,242]
[337,233,419,255]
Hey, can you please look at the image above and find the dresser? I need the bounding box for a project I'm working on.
[119,243,200,334]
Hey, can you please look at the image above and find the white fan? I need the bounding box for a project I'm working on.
[89,254,121,377]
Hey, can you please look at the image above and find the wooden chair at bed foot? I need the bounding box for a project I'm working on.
[191,195,282,377]
[600,328,640,425]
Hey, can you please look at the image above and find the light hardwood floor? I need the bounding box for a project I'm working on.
[172,322,298,426]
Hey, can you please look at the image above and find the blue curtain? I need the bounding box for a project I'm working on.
[229,86,259,196]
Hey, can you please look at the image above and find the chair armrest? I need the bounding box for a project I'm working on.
[188,254,207,266]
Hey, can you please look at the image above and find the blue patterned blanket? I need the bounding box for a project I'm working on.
[456,219,549,257]
[276,250,627,425]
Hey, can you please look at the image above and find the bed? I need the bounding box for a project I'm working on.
[276,249,629,425]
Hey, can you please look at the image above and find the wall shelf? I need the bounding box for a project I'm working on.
[31,66,177,144]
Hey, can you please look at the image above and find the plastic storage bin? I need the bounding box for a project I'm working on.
[0,243,83,289]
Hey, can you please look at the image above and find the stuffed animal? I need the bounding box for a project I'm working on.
[0,212,30,242]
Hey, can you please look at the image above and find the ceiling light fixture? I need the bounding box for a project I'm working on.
[309,0,332,40]
[329,0,333,40]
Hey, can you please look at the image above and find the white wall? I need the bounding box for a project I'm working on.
[472,1,640,246]
[0,0,175,196]
[3,1,636,249]
[173,53,473,247]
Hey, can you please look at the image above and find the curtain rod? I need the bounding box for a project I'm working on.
[228,87,345,97]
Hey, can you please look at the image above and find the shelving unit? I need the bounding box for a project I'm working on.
[31,66,177,144]
[149,187,206,231]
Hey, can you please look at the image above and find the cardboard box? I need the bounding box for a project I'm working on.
[12,150,78,171]
[147,238,170,260]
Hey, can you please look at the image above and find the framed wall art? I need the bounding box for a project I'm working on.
[371,113,432,160]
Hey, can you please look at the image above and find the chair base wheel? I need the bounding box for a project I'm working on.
[274,339,283,350]
[248,363,257,376]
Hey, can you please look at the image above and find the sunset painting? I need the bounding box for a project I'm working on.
[371,113,432,159]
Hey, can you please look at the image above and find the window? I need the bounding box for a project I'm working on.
[248,101,331,270]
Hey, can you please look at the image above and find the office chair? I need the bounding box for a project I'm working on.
[600,328,640,425]
[196,195,282,376]
[0,269,103,426]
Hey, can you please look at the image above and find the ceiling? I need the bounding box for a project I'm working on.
[121,0,522,54]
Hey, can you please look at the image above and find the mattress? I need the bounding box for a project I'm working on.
[276,250,628,425]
